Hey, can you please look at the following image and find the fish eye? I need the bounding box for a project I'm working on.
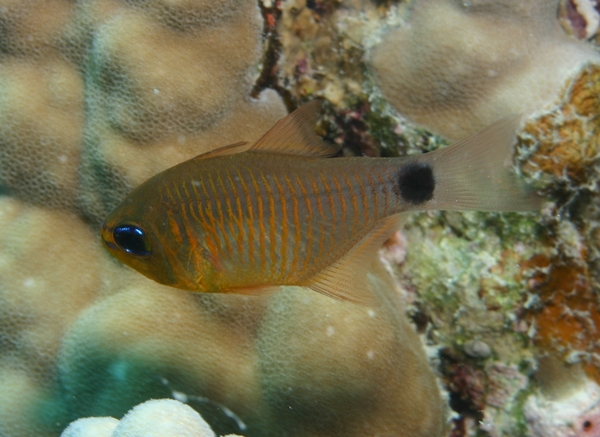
[113,224,151,256]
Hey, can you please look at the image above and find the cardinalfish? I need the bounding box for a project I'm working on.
[100,101,540,305]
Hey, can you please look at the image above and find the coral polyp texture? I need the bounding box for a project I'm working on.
[0,0,287,220]
[60,399,244,437]
[368,0,600,140]
[1,0,600,436]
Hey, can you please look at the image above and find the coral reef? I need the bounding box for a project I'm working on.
[51,273,443,436]
[525,378,600,436]
[1,0,600,436]
[0,0,287,218]
[269,0,600,434]
[60,399,244,437]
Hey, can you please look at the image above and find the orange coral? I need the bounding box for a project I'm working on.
[522,246,600,381]
[519,63,600,186]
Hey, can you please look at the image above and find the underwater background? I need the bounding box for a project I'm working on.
[0,0,599,436]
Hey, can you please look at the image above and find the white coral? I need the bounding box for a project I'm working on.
[60,399,244,437]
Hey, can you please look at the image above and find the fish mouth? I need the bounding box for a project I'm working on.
[100,221,118,251]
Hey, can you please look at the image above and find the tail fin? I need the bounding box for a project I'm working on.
[415,116,541,212]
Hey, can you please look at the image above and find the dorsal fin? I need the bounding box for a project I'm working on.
[192,141,251,160]
[249,100,342,157]
[302,214,406,306]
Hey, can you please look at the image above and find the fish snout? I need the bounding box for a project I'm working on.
[100,221,119,251]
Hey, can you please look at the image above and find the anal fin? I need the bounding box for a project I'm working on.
[302,214,406,306]
[228,285,281,297]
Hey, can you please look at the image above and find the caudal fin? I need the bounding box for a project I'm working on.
[414,116,541,212]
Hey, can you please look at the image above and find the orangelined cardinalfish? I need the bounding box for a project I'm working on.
[101,101,540,305]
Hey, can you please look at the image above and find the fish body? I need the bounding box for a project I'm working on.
[101,101,540,304]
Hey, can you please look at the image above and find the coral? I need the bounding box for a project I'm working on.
[525,379,600,436]
[60,399,244,437]
[61,418,118,437]
[390,209,543,435]
[517,63,600,189]
[514,63,600,382]
[369,0,600,140]
[52,273,443,436]
[1,0,599,436]
[559,0,600,40]
[0,0,287,220]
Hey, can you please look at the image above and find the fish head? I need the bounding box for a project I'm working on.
[100,177,181,287]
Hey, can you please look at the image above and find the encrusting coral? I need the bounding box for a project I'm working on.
[2,0,600,436]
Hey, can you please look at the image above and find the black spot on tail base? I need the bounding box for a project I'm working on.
[396,162,435,204]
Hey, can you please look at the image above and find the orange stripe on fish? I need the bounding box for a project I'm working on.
[342,171,359,237]
[217,172,235,254]
[249,171,267,274]
[355,173,369,221]
[307,173,328,269]
[283,173,301,279]
[191,185,221,265]
[225,168,247,264]
[164,185,184,245]
[272,174,288,279]
[376,174,389,215]
[174,184,203,271]
[320,173,336,246]
[220,169,244,261]
[208,178,229,254]
[331,175,347,230]
[236,167,255,264]
[295,174,314,277]
[260,172,277,280]
[366,172,380,220]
